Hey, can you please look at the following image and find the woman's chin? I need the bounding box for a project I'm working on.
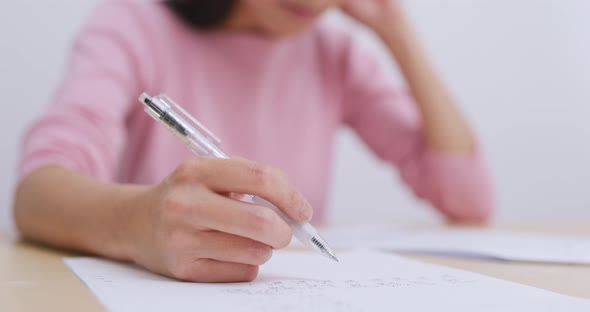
[265,21,316,37]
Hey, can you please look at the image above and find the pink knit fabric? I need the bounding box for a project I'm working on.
[18,0,494,223]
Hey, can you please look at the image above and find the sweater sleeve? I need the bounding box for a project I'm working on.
[339,33,495,222]
[18,0,155,183]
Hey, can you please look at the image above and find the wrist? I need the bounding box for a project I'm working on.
[102,184,151,262]
[377,18,412,44]
[379,20,422,65]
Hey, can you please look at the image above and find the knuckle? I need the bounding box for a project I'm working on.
[250,244,273,265]
[274,167,289,183]
[248,208,275,236]
[159,187,207,220]
[168,258,191,281]
[159,190,189,217]
[275,226,293,249]
[163,228,189,248]
[287,190,301,210]
[249,163,277,193]
[174,158,207,182]
[242,266,259,282]
[170,258,206,282]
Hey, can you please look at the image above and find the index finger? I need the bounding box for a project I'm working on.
[177,157,313,223]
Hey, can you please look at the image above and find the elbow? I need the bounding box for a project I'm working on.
[428,163,496,223]
[13,178,32,237]
[12,169,48,238]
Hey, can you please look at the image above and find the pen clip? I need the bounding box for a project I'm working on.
[159,95,222,146]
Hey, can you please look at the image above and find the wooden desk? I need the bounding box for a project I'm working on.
[2,222,589,311]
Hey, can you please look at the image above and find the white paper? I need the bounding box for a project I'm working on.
[65,250,590,312]
[370,228,590,264]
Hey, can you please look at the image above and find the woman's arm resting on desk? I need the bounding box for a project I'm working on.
[13,1,312,282]
[341,0,494,221]
[14,158,312,282]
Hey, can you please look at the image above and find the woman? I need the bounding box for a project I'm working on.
[14,0,493,282]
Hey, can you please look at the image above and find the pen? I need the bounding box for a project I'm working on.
[139,93,339,262]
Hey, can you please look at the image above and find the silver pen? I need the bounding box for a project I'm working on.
[139,93,339,262]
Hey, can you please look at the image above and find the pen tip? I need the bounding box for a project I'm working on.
[327,252,339,263]
[311,234,339,262]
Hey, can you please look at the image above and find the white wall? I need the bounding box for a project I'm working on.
[0,1,99,234]
[327,0,590,223]
[1,1,589,234]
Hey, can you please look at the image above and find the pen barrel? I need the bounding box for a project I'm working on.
[139,93,331,257]
[186,135,230,159]
[251,196,317,244]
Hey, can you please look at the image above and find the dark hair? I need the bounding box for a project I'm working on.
[164,0,236,29]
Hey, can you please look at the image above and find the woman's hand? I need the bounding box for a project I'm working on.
[340,0,404,37]
[125,157,313,282]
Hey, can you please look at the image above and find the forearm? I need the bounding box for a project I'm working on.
[379,14,476,153]
[13,166,146,261]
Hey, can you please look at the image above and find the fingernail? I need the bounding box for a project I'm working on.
[300,201,313,222]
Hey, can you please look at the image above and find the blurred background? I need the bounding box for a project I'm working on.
[1,0,589,234]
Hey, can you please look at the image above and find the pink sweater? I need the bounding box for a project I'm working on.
[18,0,494,223]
